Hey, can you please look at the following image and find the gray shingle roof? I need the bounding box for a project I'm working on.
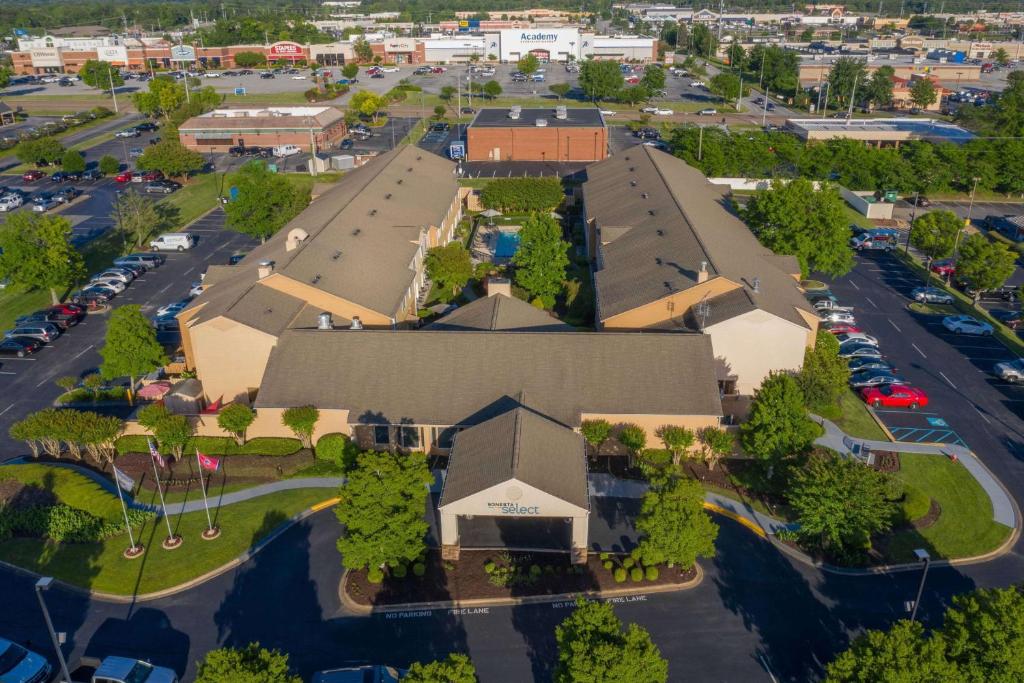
[439,406,589,510]
[583,146,812,330]
[426,294,572,332]
[253,329,723,425]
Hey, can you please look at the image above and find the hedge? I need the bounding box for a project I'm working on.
[0,464,123,521]
[116,435,302,457]
[479,177,564,212]
[56,387,128,404]
[0,503,152,543]
[314,433,359,471]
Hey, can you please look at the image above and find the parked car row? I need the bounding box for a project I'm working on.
[70,253,166,308]
[806,288,930,409]
[0,635,180,683]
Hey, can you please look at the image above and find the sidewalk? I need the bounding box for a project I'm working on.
[814,414,1018,528]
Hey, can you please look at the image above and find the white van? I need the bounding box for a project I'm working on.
[272,144,302,157]
[149,233,196,252]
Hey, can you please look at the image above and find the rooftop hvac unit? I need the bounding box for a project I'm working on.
[508,105,522,120]
[555,105,567,120]
[535,118,548,127]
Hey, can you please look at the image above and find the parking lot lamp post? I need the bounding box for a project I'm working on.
[35,577,72,683]
[909,548,931,622]
[904,190,920,255]
[107,65,119,114]
[114,189,126,252]
[820,82,831,119]
[954,176,982,260]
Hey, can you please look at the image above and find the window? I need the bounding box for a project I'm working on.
[400,426,420,449]
[373,426,390,446]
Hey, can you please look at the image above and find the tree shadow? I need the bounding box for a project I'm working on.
[588,496,641,554]
[83,608,190,677]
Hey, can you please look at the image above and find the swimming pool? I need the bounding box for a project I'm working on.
[495,230,521,258]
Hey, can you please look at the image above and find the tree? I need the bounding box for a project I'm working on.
[405,654,477,683]
[512,213,569,306]
[196,643,301,683]
[554,599,669,683]
[726,43,746,70]
[698,426,734,471]
[482,80,502,99]
[111,189,162,249]
[579,59,624,101]
[131,76,187,123]
[910,210,961,267]
[56,376,78,394]
[799,28,815,42]
[281,406,319,449]
[690,23,717,59]
[217,403,256,445]
[789,453,896,557]
[640,64,666,93]
[636,476,717,569]
[61,150,85,174]
[826,620,959,683]
[655,425,694,466]
[910,78,938,109]
[353,37,373,63]
[335,449,432,570]
[83,373,104,401]
[993,48,1011,67]
[827,57,868,108]
[517,54,540,75]
[425,243,472,301]
[136,139,205,179]
[341,63,359,80]
[153,413,194,460]
[708,72,741,106]
[433,105,446,119]
[957,234,1017,300]
[233,51,266,67]
[862,65,896,110]
[98,154,121,175]
[0,66,10,89]
[15,136,65,165]
[742,179,854,277]
[617,85,649,106]
[99,305,168,402]
[440,85,457,103]
[79,60,124,91]
[739,372,819,463]
[942,585,1024,682]
[797,330,850,414]
[79,412,124,466]
[546,83,571,101]
[581,419,612,455]
[224,160,311,241]
[350,90,387,122]
[0,212,85,305]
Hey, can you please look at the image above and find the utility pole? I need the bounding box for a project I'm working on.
[845,72,859,124]
[108,66,119,113]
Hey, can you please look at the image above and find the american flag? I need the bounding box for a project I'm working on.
[148,439,166,468]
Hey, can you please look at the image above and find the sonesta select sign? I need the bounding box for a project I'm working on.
[487,502,541,515]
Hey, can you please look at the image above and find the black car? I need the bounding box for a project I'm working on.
[849,369,905,389]
[81,169,103,181]
[238,69,254,75]
[15,310,74,330]
[260,72,275,79]
[634,127,660,140]
[847,357,896,373]
[228,146,247,157]
[135,122,159,132]
[228,252,248,265]
[222,70,238,76]
[50,171,79,182]
[54,187,81,203]
[461,107,475,114]
[145,180,181,194]
[430,122,450,133]
[58,78,74,87]
[340,139,354,150]
[0,337,41,357]
[371,72,385,78]
[70,288,113,306]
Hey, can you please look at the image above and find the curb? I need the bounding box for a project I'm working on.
[702,501,767,538]
[338,564,704,615]
[0,498,341,603]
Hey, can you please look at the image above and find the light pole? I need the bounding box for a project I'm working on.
[820,82,831,119]
[954,176,982,259]
[35,577,72,683]
[114,189,127,252]
[909,548,931,622]
[905,189,920,255]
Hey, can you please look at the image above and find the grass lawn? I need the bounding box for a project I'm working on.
[887,453,1013,561]
[223,91,312,106]
[827,389,890,441]
[0,488,331,594]
[908,301,957,317]
[844,206,874,230]
[0,464,124,521]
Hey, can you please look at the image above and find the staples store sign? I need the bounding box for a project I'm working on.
[269,41,305,58]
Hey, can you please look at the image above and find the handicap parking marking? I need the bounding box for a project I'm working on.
[926,417,949,427]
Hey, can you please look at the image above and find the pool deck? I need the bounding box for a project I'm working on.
[471,222,522,265]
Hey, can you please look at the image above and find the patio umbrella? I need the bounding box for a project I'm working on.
[480,208,502,226]
[136,381,172,400]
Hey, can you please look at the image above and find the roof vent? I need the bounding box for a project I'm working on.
[311,273,321,285]
[369,209,377,216]
[535,118,547,127]
[698,261,709,284]
[648,209,656,216]
[629,166,635,172]
[332,250,342,260]
[385,193,392,199]
[257,260,274,279]
[349,316,363,330]
[407,167,413,172]
[285,227,308,252]
[630,180,637,186]
[352,228,361,236]
[641,192,648,199]
[416,155,422,160]
[752,276,760,294]
[656,229,664,236]
[624,156,630,161]
[555,105,567,120]
[397,178,403,184]
[318,312,333,330]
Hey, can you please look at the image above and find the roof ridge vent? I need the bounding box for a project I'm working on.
[311,273,321,285]
[369,208,377,216]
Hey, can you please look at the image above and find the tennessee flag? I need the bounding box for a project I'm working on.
[197,451,221,472]
[148,439,166,468]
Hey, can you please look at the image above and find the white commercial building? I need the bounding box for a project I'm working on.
[422,36,489,62]
[483,28,655,63]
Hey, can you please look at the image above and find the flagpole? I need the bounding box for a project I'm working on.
[196,450,220,540]
[149,441,182,549]
[113,467,144,558]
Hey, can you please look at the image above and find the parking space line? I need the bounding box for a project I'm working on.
[183,266,195,275]
[970,403,993,425]
[911,343,927,358]
[888,319,901,332]
[938,371,958,389]
[70,344,94,361]
[865,296,878,309]
[0,403,14,417]
[0,371,16,376]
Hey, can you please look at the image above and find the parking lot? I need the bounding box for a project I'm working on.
[0,207,255,460]
[826,249,1024,497]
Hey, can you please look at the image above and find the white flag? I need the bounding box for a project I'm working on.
[112,465,135,493]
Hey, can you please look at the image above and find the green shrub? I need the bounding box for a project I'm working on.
[530,564,542,577]
[0,503,152,542]
[613,567,627,583]
[630,547,643,561]
[901,483,932,523]
[413,562,426,577]
[116,435,301,456]
[484,560,496,574]
[630,567,643,582]
[315,433,358,471]
[599,551,610,561]
[392,564,408,578]
[602,560,614,570]
[622,557,635,569]
[367,567,384,584]
[0,464,123,521]
[645,565,659,581]
[479,177,564,212]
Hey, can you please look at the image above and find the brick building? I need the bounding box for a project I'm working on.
[177,106,347,153]
[466,107,608,162]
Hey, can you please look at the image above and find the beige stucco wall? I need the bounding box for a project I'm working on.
[600,276,740,329]
[797,307,821,348]
[189,316,279,404]
[705,309,809,395]
[122,408,351,443]
[580,413,722,446]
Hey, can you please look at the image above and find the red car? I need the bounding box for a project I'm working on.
[931,259,956,277]
[625,76,640,84]
[861,384,929,409]
[366,66,382,75]
[823,322,862,335]
[115,171,134,183]
[141,170,164,182]
[431,66,446,74]
[22,170,45,182]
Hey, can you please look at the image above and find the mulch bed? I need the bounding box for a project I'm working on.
[912,499,942,530]
[112,450,316,491]
[345,549,697,607]
[680,459,789,512]
[872,451,901,473]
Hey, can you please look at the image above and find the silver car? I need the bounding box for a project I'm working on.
[911,287,954,305]
[5,322,60,343]
[994,358,1024,383]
